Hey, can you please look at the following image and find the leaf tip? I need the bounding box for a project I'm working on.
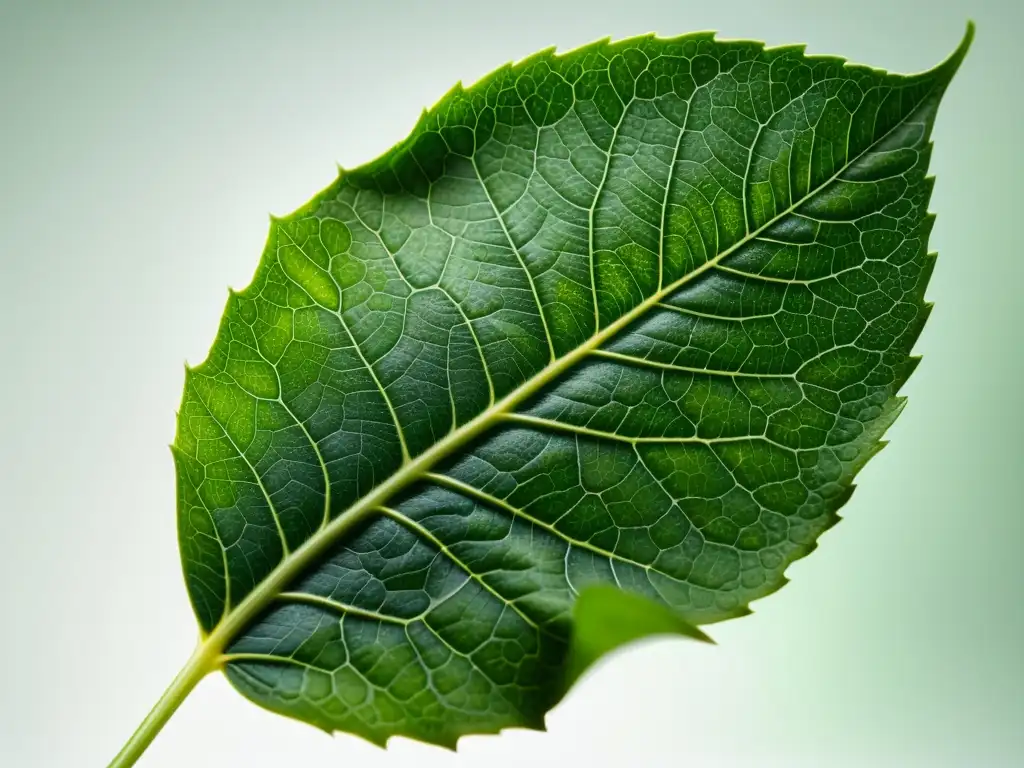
[929,20,974,80]
[962,19,977,52]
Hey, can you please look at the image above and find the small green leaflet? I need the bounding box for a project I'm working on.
[109,23,972,767]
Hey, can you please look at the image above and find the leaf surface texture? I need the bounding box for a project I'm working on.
[174,28,970,747]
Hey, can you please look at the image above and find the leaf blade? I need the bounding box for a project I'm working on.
[173,24,972,748]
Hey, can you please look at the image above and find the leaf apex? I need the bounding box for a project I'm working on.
[923,20,974,81]
[955,20,976,63]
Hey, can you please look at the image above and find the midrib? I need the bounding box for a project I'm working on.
[199,85,934,660]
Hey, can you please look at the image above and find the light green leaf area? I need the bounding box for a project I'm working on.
[174,26,971,748]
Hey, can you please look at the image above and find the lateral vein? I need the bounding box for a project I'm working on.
[425,471,661,577]
[470,154,556,362]
[378,505,550,634]
[278,225,412,463]
[190,385,291,556]
[591,348,795,379]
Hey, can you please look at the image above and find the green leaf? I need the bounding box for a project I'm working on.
[564,584,712,690]
[113,23,973,765]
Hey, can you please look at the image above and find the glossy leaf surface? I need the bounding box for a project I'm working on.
[173,27,970,748]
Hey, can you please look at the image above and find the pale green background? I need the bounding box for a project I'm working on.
[1,1,1020,765]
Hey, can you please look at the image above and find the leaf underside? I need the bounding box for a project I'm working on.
[174,26,970,748]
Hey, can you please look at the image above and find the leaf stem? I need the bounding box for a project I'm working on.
[106,642,218,768]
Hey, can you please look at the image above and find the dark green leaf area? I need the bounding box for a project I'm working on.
[174,29,969,748]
